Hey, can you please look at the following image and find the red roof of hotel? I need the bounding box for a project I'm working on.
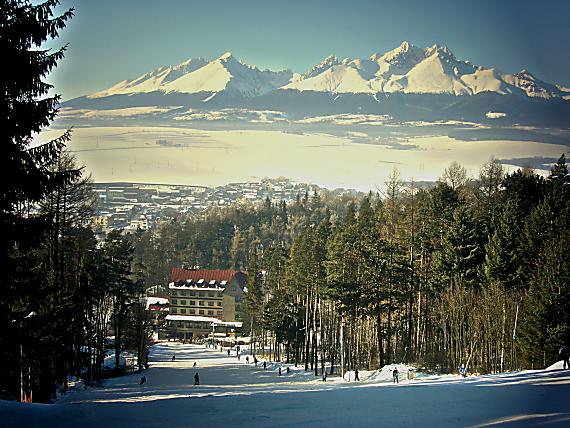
[170,267,246,284]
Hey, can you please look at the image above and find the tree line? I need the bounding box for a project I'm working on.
[2,0,568,404]
[1,0,152,403]
[137,155,569,375]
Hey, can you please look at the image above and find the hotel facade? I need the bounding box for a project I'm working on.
[165,268,247,341]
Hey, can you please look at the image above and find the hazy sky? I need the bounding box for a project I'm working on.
[46,0,570,100]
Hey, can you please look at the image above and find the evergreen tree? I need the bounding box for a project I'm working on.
[484,201,524,290]
[0,0,75,402]
[244,244,264,352]
[432,206,483,289]
[104,230,135,370]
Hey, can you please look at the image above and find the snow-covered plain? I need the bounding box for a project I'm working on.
[1,342,569,427]
[34,126,568,191]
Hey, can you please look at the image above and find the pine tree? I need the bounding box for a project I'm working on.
[104,230,135,370]
[244,245,264,353]
[484,201,524,291]
[432,206,483,289]
[0,0,75,402]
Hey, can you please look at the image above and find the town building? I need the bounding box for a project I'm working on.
[165,268,247,341]
[146,297,169,340]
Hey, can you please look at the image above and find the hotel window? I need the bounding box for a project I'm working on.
[217,311,223,316]
[180,290,186,296]
[208,310,214,315]
[171,308,177,314]
[180,308,186,314]
[190,300,195,305]
[190,309,196,314]
[208,291,214,297]
[181,300,186,305]
[199,309,204,315]
[171,299,177,305]
[171,291,177,297]
[208,301,214,306]
[217,292,222,298]
[190,291,196,296]
[199,291,205,297]
[199,301,205,306]
[217,301,222,307]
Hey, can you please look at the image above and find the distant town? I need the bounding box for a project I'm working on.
[91,177,362,237]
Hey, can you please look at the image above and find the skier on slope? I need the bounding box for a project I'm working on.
[139,375,146,385]
[559,346,570,369]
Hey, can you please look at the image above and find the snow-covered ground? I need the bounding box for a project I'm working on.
[1,342,569,427]
[34,126,567,191]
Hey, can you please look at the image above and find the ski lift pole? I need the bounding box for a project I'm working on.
[340,319,344,381]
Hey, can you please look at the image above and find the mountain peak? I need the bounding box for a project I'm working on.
[399,40,412,51]
[84,43,563,102]
[321,55,339,64]
[217,52,234,61]
[378,41,423,65]
[425,44,455,59]
[517,69,533,77]
[303,55,340,78]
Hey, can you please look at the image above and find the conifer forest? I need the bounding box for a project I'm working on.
[1,0,569,405]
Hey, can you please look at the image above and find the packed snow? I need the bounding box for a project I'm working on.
[1,342,569,427]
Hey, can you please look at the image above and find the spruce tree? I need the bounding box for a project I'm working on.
[484,201,524,290]
[432,205,482,290]
[0,0,75,402]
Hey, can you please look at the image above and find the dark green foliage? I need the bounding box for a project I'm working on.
[484,202,524,290]
[0,0,77,402]
[433,205,483,289]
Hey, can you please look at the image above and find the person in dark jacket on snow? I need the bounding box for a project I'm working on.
[140,376,146,385]
[393,367,399,384]
[194,372,200,385]
[559,346,570,369]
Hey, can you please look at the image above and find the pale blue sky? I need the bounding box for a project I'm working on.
[46,0,570,100]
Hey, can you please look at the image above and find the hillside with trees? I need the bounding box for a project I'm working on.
[136,156,569,374]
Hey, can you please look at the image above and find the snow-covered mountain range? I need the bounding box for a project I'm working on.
[90,52,292,99]
[87,42,568,100]
[63,42,570,126]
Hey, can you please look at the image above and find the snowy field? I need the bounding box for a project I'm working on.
[34,126,568,191]
[1,342,569,427]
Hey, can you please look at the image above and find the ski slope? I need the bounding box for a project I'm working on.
[1,342,569,427]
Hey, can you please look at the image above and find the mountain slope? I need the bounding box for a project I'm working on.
[62,43,570,127]
[85,43,567,100]
[90,53,293,99]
